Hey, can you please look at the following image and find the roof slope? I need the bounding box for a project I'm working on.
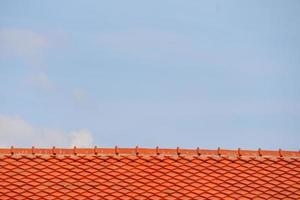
[0,147,300,199]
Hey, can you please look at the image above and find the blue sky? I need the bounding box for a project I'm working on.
[0,0,299,149]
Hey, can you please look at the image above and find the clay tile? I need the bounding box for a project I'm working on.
[0,147,300,199]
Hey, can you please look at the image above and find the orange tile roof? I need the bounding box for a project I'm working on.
[0,147,300,199]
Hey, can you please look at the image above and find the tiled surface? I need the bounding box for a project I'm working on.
[0,148,300,199]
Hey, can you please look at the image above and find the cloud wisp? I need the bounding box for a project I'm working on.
[0,28,49,63]
[0,28,69,67]
[70,129,93,147]
[0,114,94,148]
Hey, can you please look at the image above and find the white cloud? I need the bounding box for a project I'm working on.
[0,28,49,62]
[0,114,94,147]
[70,129,93,147]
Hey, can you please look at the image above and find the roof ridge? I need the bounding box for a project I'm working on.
[0,146,299,158]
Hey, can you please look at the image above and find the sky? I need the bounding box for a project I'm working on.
[0,0,299,149]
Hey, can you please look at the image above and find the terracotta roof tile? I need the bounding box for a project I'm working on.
[0,147,300,199]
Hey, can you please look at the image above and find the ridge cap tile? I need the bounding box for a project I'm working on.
[0,147,299,158]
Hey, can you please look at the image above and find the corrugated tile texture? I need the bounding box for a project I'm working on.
[0,148,300,199]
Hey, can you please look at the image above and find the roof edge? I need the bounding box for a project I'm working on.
[0,147,299,158]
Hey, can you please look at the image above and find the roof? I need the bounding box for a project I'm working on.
[0,147,300,199]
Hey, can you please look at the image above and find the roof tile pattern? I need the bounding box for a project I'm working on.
[0,148,300,199]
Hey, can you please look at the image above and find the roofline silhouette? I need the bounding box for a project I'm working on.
[0,146,299,158]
